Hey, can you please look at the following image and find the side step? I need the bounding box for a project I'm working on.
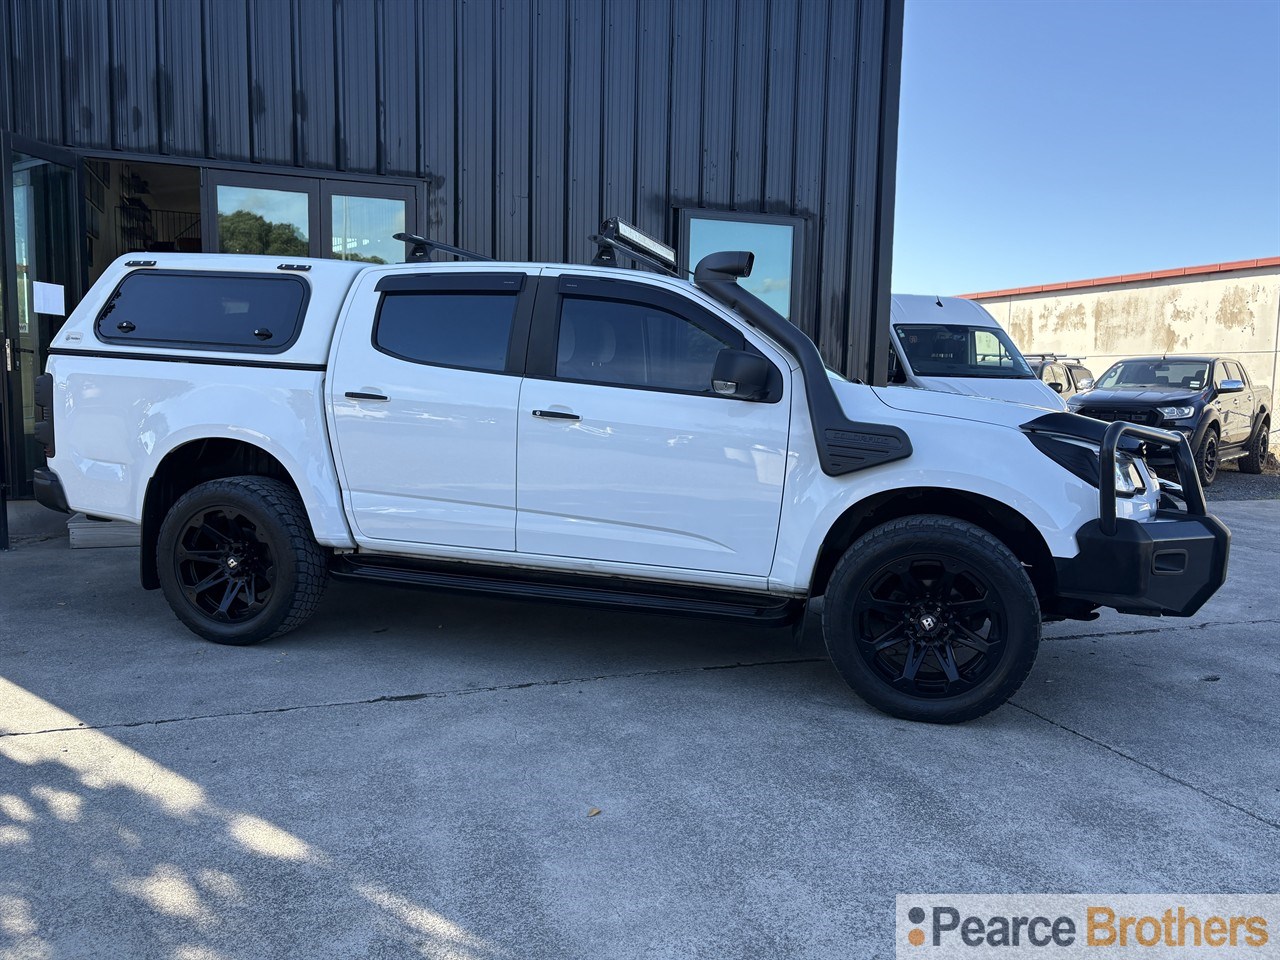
[330,554,802,625]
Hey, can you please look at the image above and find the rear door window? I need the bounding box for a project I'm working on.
[374,291,519,373]
[96,271,309,352]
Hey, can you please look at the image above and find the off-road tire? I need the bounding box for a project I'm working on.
[157,476,327,645]
[822,515,1041,724]
[1238,417,1270,475]
[1196,427,1219,486]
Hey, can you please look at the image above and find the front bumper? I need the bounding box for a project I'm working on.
[1055,512,1229,616]
[1027,414,1230,617]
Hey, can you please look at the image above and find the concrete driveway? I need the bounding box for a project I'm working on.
[1,499,1277,959]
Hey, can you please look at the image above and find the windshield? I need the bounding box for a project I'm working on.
[1096,360,1209,390]
[893,323,1034,379]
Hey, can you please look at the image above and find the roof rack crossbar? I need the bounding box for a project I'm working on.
[394,232,494,263]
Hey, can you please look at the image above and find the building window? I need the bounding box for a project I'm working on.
[682,211,802,320]
[215,184,311,257]
[331,194,407,265]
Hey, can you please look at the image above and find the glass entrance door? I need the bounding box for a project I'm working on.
[2,137,81,498]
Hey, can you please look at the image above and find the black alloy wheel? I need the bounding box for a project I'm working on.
[822,515,1040,723]
[851,554,1003,698]
[157,476,327,645]
[175,506,276,623]
[1199,431,1219,486]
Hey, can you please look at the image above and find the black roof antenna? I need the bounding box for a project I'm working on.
[394,232,494,263]
[935,295,944,307]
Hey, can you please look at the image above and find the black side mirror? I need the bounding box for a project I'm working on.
[1049,381,1064,393]
[712,348,771,401]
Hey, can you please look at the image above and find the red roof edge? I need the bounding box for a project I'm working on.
[959,256,1280,300]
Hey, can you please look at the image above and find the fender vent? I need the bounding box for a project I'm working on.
[822,425,910,473]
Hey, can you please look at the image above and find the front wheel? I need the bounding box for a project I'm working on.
[157,476,328,645]
[822,515,1041,723]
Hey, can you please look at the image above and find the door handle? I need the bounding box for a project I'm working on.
[345,391,389,402]
[532,409,581,421]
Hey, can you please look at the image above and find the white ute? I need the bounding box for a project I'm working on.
[33,224,1230,723]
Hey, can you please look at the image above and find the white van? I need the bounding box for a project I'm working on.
[888,295,1064,409]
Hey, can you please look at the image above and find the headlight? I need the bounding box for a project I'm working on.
[1157,405,1195,420]
[1025,431,1146,496]
[1114,453,1141,496]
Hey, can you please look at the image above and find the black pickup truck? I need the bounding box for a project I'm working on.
[1068,355,1272,485]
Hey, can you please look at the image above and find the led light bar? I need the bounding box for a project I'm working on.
[600,217,677,269]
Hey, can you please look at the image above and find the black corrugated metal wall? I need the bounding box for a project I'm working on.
[1,0,902,380]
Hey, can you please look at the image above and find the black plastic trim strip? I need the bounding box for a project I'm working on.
[375,272,525,293]
[332,554,801,625]
[48,347,326,371]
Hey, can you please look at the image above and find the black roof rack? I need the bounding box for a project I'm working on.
[392,217,681,277]
[394,232,494,263]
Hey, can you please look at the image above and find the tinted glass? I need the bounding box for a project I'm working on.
[557,297,730,393]
[217,185,309,256]
[331,195,407,265]
[1099,360,1208,390]
[1223,361,1244,383]
[893,323,1033,378]
[686,217,796,319]
[375,292,516,372]
[96,272,307,350]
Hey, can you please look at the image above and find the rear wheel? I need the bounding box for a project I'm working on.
[822,515,1040,723]
[157,476,327,645]
[1196,428,1219,486]
[1238,418,1270,475]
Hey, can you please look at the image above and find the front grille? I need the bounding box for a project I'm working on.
[1075,407,1161,427]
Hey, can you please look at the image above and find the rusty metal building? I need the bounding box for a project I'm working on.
[0,0,904,497]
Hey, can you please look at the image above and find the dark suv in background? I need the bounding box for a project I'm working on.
[1025,354,1094,401]
[1068,355,1272,485]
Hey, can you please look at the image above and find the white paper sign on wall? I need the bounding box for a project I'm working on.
[32,281,66,316]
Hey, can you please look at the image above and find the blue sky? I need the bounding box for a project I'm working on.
[891,0,1280,296]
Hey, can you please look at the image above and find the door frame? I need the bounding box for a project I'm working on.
[0,132,84,498]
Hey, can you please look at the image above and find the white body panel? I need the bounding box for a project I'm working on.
[46,358,355,547]
[767,382,1159,593]
[325,267,536,552]
[515,377,791,576]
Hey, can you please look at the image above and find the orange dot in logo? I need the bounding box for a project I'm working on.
[908,929,925,947]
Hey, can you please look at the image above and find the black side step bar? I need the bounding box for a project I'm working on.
[330,555,801,625]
